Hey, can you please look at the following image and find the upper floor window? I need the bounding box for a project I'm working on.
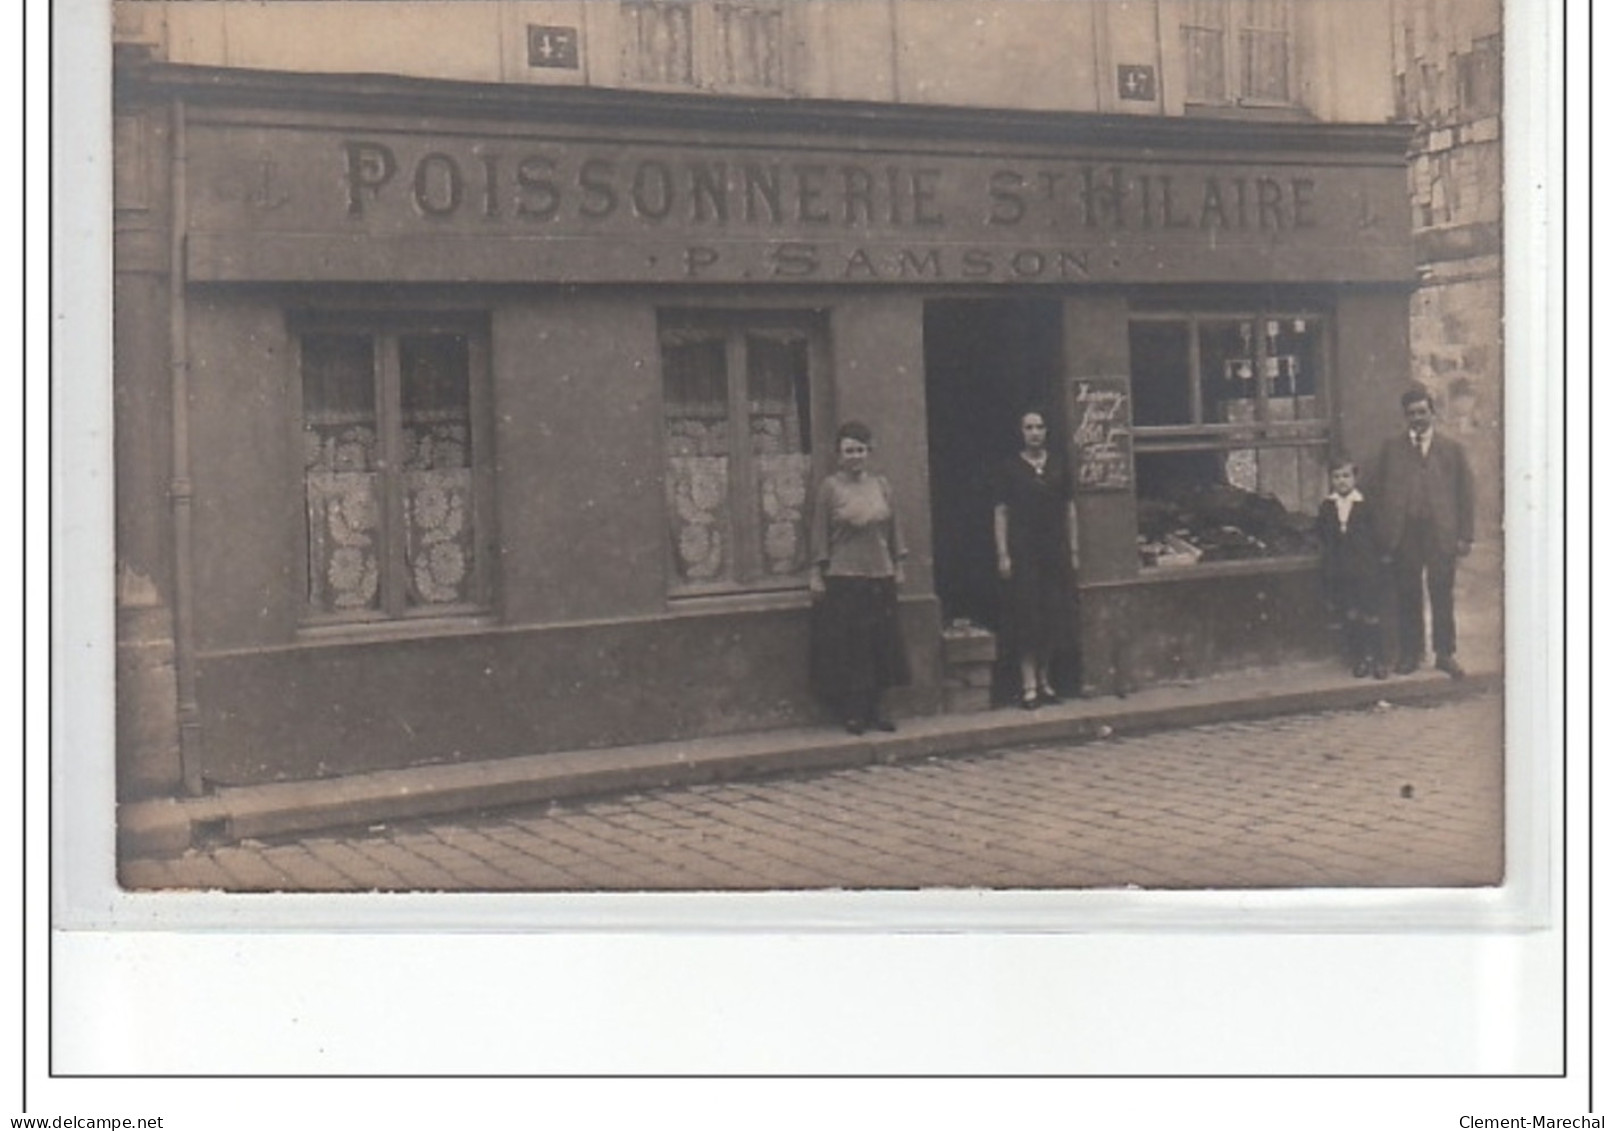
[715,2,786,90]
[622,0,791,94]
[1183,0,1294,107]
[297,315,493,624]
[623,1,696,86]
[660,312,825,596]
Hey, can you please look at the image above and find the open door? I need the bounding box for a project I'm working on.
[923,298,1066,637]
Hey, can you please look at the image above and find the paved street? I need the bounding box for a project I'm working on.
[121,690,1503,892]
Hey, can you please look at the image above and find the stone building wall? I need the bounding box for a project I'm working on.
[1394,0,1504,539]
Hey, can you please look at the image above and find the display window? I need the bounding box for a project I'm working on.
[1128,310,1328,568]
[659,311,826,596]
[294,314,493,623]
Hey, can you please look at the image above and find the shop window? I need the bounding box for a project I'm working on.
[298,319,490,623]
[1129,313,1327,568]
[1182,0,1294,106]
[660,313,820,595]
[621,0,791,93]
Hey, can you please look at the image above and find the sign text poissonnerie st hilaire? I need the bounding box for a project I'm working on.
[336,139,1323,234]
[185,126,1413,284]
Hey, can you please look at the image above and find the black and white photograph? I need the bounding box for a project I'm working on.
[104,0,1513,897]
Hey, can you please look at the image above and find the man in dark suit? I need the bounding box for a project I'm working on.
[1373,384,1475,677]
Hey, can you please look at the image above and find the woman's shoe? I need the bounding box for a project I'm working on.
[1038,688,1061,705]
[869,717,897,732]
[1020,691,1040,711]
[844,718,866,735]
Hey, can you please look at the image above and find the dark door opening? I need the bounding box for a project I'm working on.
[923,298,1066,632]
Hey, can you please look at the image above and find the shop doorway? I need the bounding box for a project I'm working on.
[923,298,1066,633]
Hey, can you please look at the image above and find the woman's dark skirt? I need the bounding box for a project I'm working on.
[999,551,1077,658]
[810,576,910,708]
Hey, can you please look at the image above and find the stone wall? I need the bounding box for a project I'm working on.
[1394,0,1504,537]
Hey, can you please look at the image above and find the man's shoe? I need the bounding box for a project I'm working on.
[1372,662,1390,680]
[1351,659,1371,678]
[844,718,866,735]
[1393,658,1419,675]
[1435,655,1466,679]
[869,717,897,732]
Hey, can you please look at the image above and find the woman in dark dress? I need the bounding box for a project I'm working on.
[809,421,911,734]
[993,409,1081,709]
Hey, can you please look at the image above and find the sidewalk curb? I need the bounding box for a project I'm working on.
[117,668,1496,859]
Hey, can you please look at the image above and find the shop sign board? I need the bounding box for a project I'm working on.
[183,118,1414,285]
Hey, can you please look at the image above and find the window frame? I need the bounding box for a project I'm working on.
[620,0,794,96]
[657,308,830,600]
[1129,308,1332,443]
[289,310,496,629]
[1128,307,1332,565]
[1180,0,1298,110]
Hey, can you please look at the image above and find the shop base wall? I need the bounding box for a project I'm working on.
[194,597,942,786]
[1077,565,1331,694]
[116,606,183,800]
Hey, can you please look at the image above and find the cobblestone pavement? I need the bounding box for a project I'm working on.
[121,691,1504,892]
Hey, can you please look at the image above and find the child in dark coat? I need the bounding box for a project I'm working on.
[1317,459,1388,679]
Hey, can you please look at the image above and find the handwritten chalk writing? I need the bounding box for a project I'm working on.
[1070,378,1134,491]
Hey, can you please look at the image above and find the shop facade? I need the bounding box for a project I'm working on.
[115,62,1415,795]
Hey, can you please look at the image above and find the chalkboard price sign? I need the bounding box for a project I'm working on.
[1069,377,1133,491]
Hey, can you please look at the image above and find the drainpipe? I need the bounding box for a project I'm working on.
[167,95,203,796]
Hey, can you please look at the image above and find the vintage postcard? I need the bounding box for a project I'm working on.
[43,0,1573,1097]
[101,0,1517,898]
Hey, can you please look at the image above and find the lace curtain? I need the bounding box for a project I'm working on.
[303,331,475,617]
[663,326,811,588]
[304,335,382,614]
[747,333,810,576]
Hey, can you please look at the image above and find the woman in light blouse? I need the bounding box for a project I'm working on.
[809,421,910,735]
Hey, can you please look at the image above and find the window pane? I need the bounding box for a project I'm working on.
[1240,29,1289,100]
[1134,310,1329,568]
[1238,0,1290,101]
[664,334,732,585]
[718,3,786,89]
[1198,319,1261,428]
[1135,449,1320,566]
[624,0,694,85]
[747,332,811,576]
[1129,321,1194,426]
[1240,444,1328,519]
[302,335,381,614]
[1264,316,1321,405]
[399,334,475,608]
[1183,25,1226,101]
